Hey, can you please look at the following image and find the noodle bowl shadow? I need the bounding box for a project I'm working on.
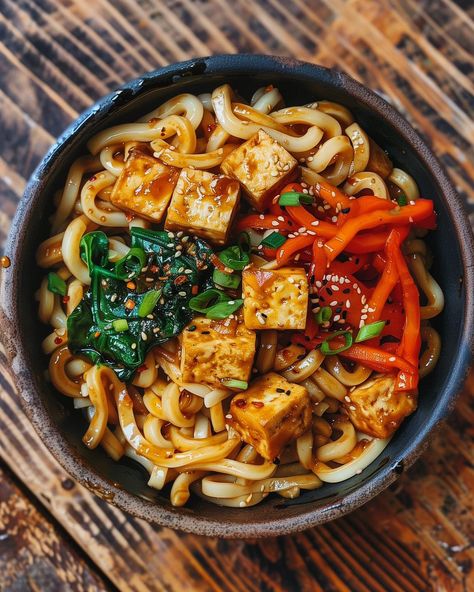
[2,55,474,538]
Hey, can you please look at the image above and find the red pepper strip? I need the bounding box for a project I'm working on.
[309,240,327,284]
[392,231,421,391]
[337,196,395,227]
[372,252,386,274]
[260,246,277,259]
[312,179,352,210]
[276,235,314,265]
[324,200,435,261]
[236,214,293,233]
[304,308,319,340]
[340,344,416,375]
[366,227,409,324]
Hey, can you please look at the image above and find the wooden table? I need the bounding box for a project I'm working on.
[0,1,473,590]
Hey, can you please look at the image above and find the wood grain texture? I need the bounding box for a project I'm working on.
[0,0,473,590]
[0,462,110,591]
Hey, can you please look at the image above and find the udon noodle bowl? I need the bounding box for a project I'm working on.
[36,84,443,507]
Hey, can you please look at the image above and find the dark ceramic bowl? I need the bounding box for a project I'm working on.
[1,55,473,538]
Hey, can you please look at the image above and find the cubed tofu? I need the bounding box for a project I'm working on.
[242,265,308,330]
[220,129,297,211]
[343,375,417,439]
[179,317,256,388]
[165,168,240,245]
[228,372,311,461]
[110,150,179,222]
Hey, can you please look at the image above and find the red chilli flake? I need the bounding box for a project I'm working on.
[94,331,101,338]
[191,285,199,295]
[62,295,70,303]
[234,399,246,408]
[54,337,63,345]
[89,175,97,182]
[136,364,148,374]
[252,401,264,408]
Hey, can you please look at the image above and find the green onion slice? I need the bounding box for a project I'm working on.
[315,306,332,324]
[397,193,408,206]
[260,231,287,249]
[320,330,353,355]
[138,289,162,318]
[279,191,313,206]
[47,272,67,296]
[222,379,248,390]
[112,319,129,332]
[238,232,252,254]
[218,245,250,271]
[355,320,386,343]
[189,288,227,313]
[213,268,241,289]
[205,299,243,320]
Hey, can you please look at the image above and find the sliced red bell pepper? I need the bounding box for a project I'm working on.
[236,214,294,233]
[276,234,314,265]
[323,200,435,261]
[339,344,416,375]
[392,231,421,391]
[366,227,409,324]
[312,179,352,211]
[308,240,327,284]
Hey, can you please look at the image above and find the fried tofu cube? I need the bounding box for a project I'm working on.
[165,168,240,245]
[110,150,179,222]
[343,375,417,439]
[228,372,311,461]
[220,129,297,211]
[242,266,308,330]
[179,317,256,389]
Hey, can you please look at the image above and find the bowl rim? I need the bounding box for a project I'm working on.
[2,54,474,538]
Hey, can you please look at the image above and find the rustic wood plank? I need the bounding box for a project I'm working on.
[0,0,474,590]
[0,462,111,592]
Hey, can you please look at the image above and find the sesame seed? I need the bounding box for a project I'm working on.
[141,332,147,341]
[167,232,174,238]
[330,284,339,291]
[311,220,320,226]
[174,252,181,257]
[333,315,340,321]
[298,227,307,233]
[110,293,118,303]
[259,214,265,220]
[166,243,174,248]
[389,356,396,362]
[131,343,137,350]
[228,300,235,305]
[346,299,351,308]
[178,291,186,297]
[271,220,279,227]
[277,216,285,222]
[329,300,338,306]
[315,281,322,288]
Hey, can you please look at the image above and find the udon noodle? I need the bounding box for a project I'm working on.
[35,84,442,507]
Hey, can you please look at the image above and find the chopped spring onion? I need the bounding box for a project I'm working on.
[279,191,313,206]
[397,193,408,207]
[238,232,252,254]
[205,299,243,320]
[213,268,241,289]
[47,272,67,296]
[260,231,287,249]
[355,320,386,343]
[189,288,227,313]
[315,306,332,324]
[138,289,162,318]
[320,330,353,355]
[222,379,248,390]
[218,244,250,271]
[112,319,129,332]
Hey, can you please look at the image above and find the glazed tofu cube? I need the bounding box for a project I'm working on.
[165,168,240,245]
[110,150,179,222]
[343,375,417,439]
[242,266,308,330]
[220,130,297,211]
[179,317,256,389]
[228,372,311,461]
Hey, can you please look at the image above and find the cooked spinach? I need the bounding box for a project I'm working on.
[67,228,214,380]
